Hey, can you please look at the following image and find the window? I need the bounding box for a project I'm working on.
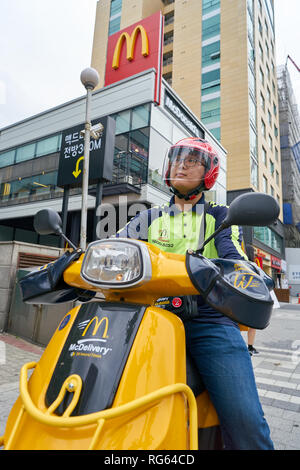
[263,175,267,193]
[202,0,220,15]
[276,170,279,185]
[201,68,220,87]
[251,157,258,188]
[36,134,60,157]
[15,142,36,163]
[268,134,273,150]
[201,97,221,123]
[114,110,131,134]
[260,92,265,111]
[267,86,271,102]
[202,14,220,41]
[259,67,264,86]
[269,159,274,175]
[202,41,220,68]
[108,0,122,36]
[131,104,150,131]
[108,16,121,36]
[0,149,15,168]
[259,42,264,62]
[268,109,272,125]
[274,125,278,137]
[273,102,277,116]
[250,125,257,157]
[261,119,266,138]
[270,185,274,196]
[249,95,257,125]
[275,146,278,161]
[262,146,267,165]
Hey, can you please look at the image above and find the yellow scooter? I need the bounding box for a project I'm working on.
[1,193,279,450]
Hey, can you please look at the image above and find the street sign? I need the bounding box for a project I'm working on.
[57,116,116,188]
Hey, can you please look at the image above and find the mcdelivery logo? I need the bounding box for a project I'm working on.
[68,315,112,359]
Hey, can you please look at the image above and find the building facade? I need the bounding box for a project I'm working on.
[277,65,300,248]
[91,0,285,283]
[0,70,226,247]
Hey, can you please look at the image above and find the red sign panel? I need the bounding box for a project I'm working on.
[104,11,164,104]
[271,255,281,270]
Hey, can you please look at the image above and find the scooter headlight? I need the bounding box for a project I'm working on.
[81,238,152,288]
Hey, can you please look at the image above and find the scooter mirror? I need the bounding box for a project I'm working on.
[34,209,63,236]
[223,192,280,228]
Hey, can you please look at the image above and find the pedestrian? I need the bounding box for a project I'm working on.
[248,328,260,355]
[116,137,274,450]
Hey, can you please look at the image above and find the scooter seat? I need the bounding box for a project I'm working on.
[186,351,206,397]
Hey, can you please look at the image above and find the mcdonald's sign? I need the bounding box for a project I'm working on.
[105,11,164,104]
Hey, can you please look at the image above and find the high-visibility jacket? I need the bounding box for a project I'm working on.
[116,193,247,326]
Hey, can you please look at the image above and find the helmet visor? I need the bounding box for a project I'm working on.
[163,145,211,186]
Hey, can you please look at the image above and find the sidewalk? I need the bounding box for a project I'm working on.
[0,333,44,437]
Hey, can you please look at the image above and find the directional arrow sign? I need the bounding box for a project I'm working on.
[57,116,116,188]
[72,156,84,178]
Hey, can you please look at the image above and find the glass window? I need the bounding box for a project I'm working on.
[275,146,278,161]
[202,14,220,41]
[108,16,121,36]
[201,68,220,87]
[268,134,273,150]
[248,65,255,96]
[10,177,32,199]
[263,175,267,193]
[110,0,122,17]
[253,226,282,254]
[276,170,279,185]
[269,159,274,175]
[268,109,272,125]
[36,134,60,157]
[262,146,267,165]
[202,84,220,96]
[261,119,266,138]
[249,95,256,126]
[0,225,14,241]
[15,142,36,163]
[15,228,38,244]
[274,125,278,137]
[0,149,15,168]
[259,67,264,86]
[114,110,131,134]
[201,97,220,120]
[251,157,258,188]
[202,41,220,68]
[202,0,220,15]
[260,92,265,111]
[250,125,257,158]
[131,104,150,131]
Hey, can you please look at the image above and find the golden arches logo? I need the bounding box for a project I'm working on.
[112,25,149,70]
[82,316,109,339]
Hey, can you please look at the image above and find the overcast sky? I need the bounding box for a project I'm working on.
[0,0,299,130]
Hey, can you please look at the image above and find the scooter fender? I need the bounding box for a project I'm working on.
[3,302,199,450]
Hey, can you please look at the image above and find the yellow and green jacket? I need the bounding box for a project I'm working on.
[117,194,247,325]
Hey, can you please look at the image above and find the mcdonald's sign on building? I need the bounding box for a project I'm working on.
[105,11,164,104]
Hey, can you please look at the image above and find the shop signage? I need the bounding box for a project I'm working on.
[271,255,281,270]
[289,265,300,282]
[57,116,116,188]
[105,11,164,104]
[164,91,204,138]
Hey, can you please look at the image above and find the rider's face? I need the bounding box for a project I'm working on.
[169,151,205,194]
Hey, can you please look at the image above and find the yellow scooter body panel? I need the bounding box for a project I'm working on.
[3,304,195,450]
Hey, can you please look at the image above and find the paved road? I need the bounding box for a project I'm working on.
[0,302,300,450]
